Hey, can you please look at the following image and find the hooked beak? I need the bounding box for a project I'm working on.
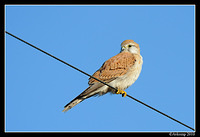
[122,46,125,50]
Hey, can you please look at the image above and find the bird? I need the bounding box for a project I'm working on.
[62,40,143,112]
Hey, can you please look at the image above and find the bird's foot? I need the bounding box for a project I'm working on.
[116,89,127,97]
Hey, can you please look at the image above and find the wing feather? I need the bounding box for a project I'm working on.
[89,52,136,85]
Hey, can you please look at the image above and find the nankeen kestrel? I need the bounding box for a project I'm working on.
[62,40,143,112]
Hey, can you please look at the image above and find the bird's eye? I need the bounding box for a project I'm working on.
[128,45,132,48]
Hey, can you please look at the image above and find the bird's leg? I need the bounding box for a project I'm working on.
[116,89,127,97]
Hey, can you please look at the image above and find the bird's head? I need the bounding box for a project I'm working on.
[120,40,140,54]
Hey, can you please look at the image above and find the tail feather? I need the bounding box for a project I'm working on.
[62,86,91,112]
[62,83,105,112]
[62,97,85,112]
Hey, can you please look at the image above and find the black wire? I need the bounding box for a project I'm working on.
[5,31,115,90]
[126,94,194,131]
[5,31,194,131]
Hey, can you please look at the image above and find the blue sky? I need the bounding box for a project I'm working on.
[5,5,195,132]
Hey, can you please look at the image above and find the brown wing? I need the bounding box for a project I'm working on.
[88,52,136,85]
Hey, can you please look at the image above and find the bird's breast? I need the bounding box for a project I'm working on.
[110,54,143,90]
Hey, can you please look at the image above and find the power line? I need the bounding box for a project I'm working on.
[126,95,194,131]
[5,31,113,90]
[5,31,194,131]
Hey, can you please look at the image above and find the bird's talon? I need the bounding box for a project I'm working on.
[116,89,127,97]
[116,90,120,94]
[122,92,127,97]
